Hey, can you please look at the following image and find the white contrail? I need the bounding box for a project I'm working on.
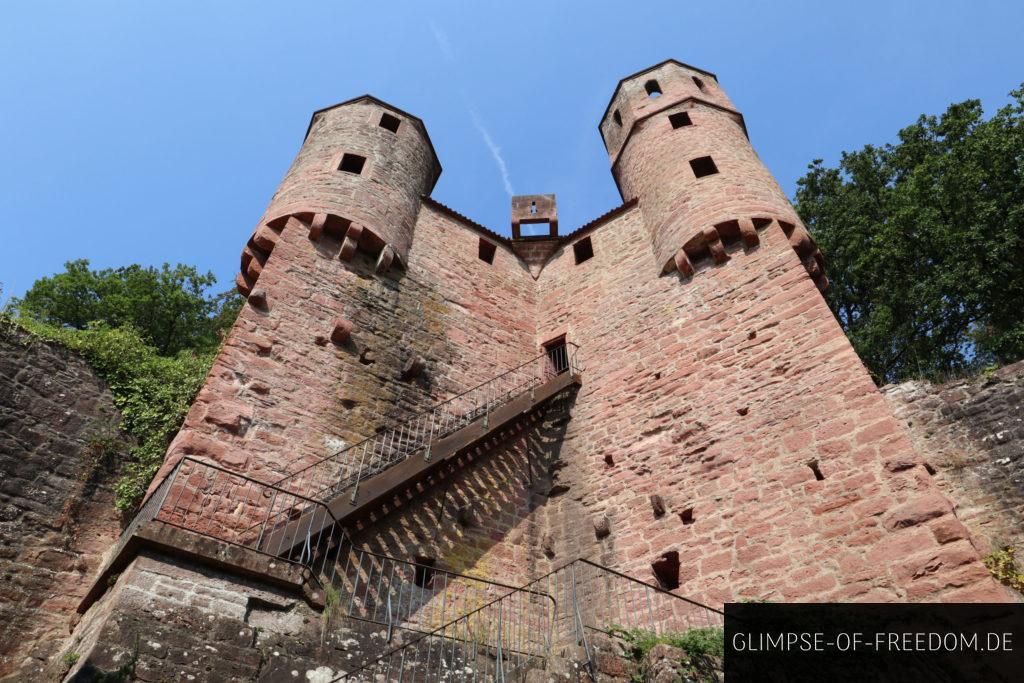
[468,108,515,197]
[428,20,455,61]
[427,19,515,197]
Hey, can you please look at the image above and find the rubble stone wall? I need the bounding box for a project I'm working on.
[0,327,129,678]
[883,361,1024,558]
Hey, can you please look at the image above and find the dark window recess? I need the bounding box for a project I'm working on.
[478,239,496,264]
[680,507,694,525]
[689,156,718,178]
[613,109,622,126]
[651,551,681,590]
[413,557,436,588]
[543,336,568,374]
[379,113,401,133]
[808,461,825,481]
[530,200,537,215]
[573,237,594,264]
[338,153,366,174]
[692,76,707,92]
[644,79,662,97]
[924,462,937,476]
[669,112,692,129]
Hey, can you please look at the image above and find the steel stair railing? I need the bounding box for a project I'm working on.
[272,342,582,505]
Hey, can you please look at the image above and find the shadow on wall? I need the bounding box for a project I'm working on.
[348,387,579,586]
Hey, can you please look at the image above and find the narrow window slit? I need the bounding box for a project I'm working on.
[651,551,680,590]
[924,462,937,476]
[679,507,694,525]
[692,76,707,92]
[808,461,825,481]
[613,110,622,126]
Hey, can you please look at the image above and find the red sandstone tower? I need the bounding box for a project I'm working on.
[59,60,1013,682]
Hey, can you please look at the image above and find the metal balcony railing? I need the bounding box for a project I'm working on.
[533,558,725,677]
[335,580,556,682]
[137,456,343,573]
[324,543,554,646]
[272,343,581,505]
[336,557,724,682]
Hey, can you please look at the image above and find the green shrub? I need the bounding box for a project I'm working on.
[610,625,725,659]
[983,547,1024,594]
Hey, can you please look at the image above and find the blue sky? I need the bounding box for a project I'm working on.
[2,1,1022,302]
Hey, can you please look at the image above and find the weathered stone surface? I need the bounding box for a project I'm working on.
[883,361,1024,558]
[0,326,130,678]
[59,552,377,683]
[45,59,1014,683]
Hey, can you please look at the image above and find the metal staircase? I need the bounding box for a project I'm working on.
[81,343,581,610]
[259,342,582,551]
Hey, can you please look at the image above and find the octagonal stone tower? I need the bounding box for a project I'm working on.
[256,95,441,272]
[599,60,825,287]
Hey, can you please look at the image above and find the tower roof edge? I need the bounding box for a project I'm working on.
[304,94,443,192]
[597,58,719,133]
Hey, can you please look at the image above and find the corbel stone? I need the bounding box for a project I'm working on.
[673,248,695,277]
[253,225,279,252]
[789,224,815,259]
[593,515,611,539]
[330,318,353,345]
[704,227,729,264]
[339,223,364,261]
[375,244,395,274]
[235,272,253,297]
[738,218,759,248]
[241,246,256,273]
[309,213,328,242]
[246,257,263,280]
[650,494,667,518]
[247,288,268,309]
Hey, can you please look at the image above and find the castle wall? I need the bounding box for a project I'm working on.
[57,550,364,682]
[154,204,539,499]
[533,206,1009,605]
[883,362,1024,559]
[0,327,129,679]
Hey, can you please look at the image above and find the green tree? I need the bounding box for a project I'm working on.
[12,259,242,355]
[795,84,1024,384]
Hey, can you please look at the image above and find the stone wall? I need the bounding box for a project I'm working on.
[58,550,373,682]
[532,205,1009,605]
[0,326,130,679]
[882,361,1024,559]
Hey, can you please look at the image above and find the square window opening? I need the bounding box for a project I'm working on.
[669,112,692,129]
[478,239,496,264]
[339,153,366,175]
[573,236,594,265]
[379,113,401,133]
[543,335,569,374]
[689,156,718,178]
